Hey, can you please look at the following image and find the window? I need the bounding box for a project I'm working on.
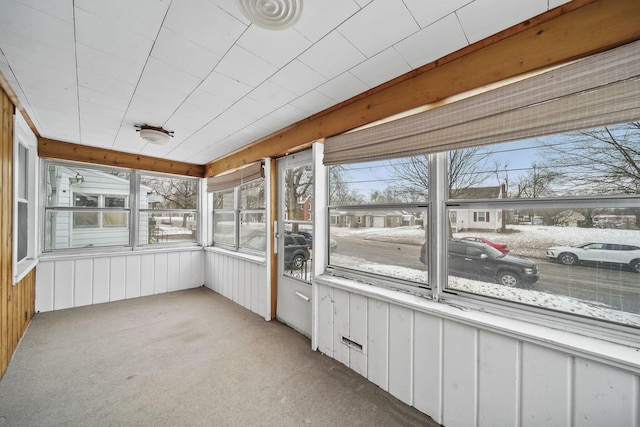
[139,173,199,245]
[13,112,38,283]
[209,162,266,254]
[324,43,640,335]
[43,161,199,251]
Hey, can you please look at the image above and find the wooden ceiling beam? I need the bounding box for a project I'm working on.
[38,138,204,177]
[204,0,640,177]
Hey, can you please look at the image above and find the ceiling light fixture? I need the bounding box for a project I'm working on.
[135,124,174,145]
[236,0,302,31]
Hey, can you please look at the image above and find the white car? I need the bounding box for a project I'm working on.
[546,242,640,273]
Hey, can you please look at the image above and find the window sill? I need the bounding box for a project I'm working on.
[314,274,640,375]
[14,258,39,284]
[40,245,203,262]
[204,246,266,264]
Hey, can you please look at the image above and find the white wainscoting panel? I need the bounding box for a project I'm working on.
[36,248,204,312]
[204,249,269,320]
[314,279,640,427]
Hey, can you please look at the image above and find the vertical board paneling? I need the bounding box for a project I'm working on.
[154,252,168,294]
[316,284,334,355]
[191,250,202,287]
[53,260,74,310]
[35,261,54,312]
[109,256,126,301]
[238,258,245,307]
[125,255,141,299]
[232,257,239,302]
[521,343,571,427]
[255,264,264,316]
[73,258,93,307]
[92,257,110,304]
[442,321,477,427]
[178,251,191,290]
[348,293,368,377]
[332,288,350,366]
[478,330,519,427]
[140,254,155,296]
[573,359,637,427]
[166,252,180,291]
[413,312,442,423]
[388,304,413,405]
[367,298,389,391]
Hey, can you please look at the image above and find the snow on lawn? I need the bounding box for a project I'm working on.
[331,224,639,259]
[331,227,640,327]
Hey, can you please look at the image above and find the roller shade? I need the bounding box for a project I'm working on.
[324,40,640,165]
[206,161,264,192]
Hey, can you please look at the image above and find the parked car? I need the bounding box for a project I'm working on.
[287,229,338,252]
[460,236,509,253]
[420,239,539,287]
[546,242,640,273]
[242,234,311,269]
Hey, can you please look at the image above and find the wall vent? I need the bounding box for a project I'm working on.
[341,336,364,353]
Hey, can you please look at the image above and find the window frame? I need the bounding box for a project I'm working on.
[12,112,38,284]
[41,160,200,253]
[211,177,267,255]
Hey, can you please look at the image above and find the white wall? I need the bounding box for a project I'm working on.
[203,249,270,321]
[36,248,203,312]
[314,276,640,427]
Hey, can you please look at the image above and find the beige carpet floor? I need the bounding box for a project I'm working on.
[0,286,439,426]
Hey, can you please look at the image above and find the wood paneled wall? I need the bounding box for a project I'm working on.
[1,86,36,380]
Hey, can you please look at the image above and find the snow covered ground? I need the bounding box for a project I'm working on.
[330,225,640,327]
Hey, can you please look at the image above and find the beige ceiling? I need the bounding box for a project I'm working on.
[0,0,570,165]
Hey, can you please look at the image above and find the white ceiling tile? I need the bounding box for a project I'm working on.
[0,32,76,75]
[237,26,311,68]
[151,28,221,79]
[241,115,288,140]
[316,72,368,103]
[269,60,327,97]
[0,0,75,52]
[338,0,420,58]
[79,87,129,113]
[199,71,253,102]
[549,0,572,8]
[125,97,176,125]
[163,0,246,56]
[75,8,154,64]
[76,45,145,86]
[394,14,468,69]
[111,132,148,153]
[163,114,208,140]
[17,0,73,23]
[74,0,168,39]
[77,68,136,100]
[294,0,360,43]
[215,45,278,87]
[354,0,373,7]
[270,104,309,125]
[177,92,233,123]
[457,0,548,44]
[248,81,298,110]
[349,47,411,88]
[134,58,201,108]
[26,92,77,115]
[227,97,272,125]
[298,31,366,80]
[403,0,470,28]
[289,90,335,115]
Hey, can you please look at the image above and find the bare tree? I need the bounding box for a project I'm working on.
[143,176,197,227]
[540,121,640,225]
[511,162,561,198]
[329,165,365,205]
[284,165,312,232]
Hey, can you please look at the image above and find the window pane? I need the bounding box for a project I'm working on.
[103,212,127,228]
[139,212,197,244]
[17,201,27,261]
[46,164,130,207]
[18,144,28,200]
[329,208,428,286]
[213,190,235,210]
[240,180,265,209]
[46,211,130,250]
[330,157,429,205]
[140,175,198,210]
[446,205,640,326]
[213,212,235,246]
[240,212,266,250]
[450,123,640,200]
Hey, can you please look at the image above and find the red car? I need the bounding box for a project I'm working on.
[461,236,510,253]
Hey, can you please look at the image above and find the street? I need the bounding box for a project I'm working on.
[331,235,640,314]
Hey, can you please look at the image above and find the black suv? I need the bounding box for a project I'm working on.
[242,234,310,269]
[420,239,539,287]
